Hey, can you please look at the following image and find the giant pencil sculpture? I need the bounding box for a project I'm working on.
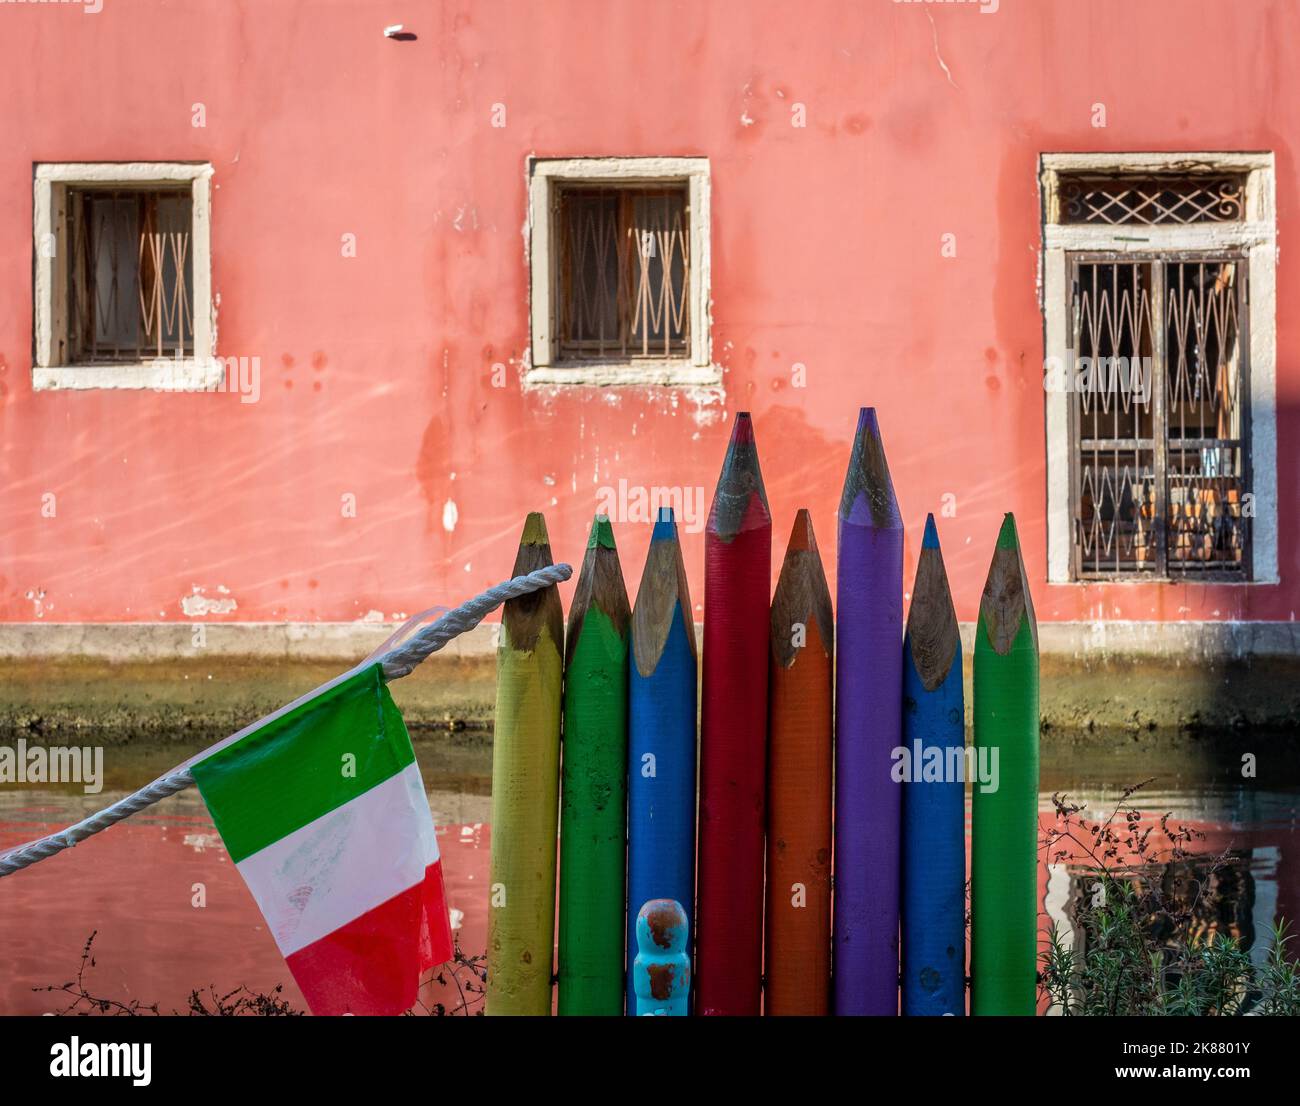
[971,513,1040,1016]
[765,508,834,1016]
[696,411,771,1016]
[627,507,698,1013]
[834,406,904,1016]
[900,514,965,1016]
[486,512,564,1016]
[558,515,630,1016]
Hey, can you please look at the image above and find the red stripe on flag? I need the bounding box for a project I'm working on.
[285,859,453,1016]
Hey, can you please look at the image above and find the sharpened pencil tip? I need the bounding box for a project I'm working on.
[730,411,755,444]
[906,518,959,687]
[980,511,1037,654]
[996,512,1020,550]
[588,513,616,550]
[651,507,677,541]
[520,511,550,546]
[786,508,817,553]
[839,406,900,528]
[709,412,770,538]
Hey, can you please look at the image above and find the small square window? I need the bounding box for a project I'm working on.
[33,163,216,391]
[66,187,195,363]
[556,184,690,361]
[528,157,715,387]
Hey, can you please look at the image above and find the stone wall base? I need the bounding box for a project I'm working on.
[0,621,1296,742]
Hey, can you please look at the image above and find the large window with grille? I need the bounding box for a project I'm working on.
[1069,255,1249,578]
[527,157,714,386]
[1040,153,1276,585]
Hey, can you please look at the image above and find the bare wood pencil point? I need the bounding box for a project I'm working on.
[906,516,960,691]
[770,509,833,670]
[565,515,631,666]
[631,514,695,678]
[838,407,902,529]
[505,511,564,652]
[708,411,771,541]
[979,513,1038,656]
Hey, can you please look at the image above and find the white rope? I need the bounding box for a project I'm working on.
[0,564,571,879]
[378,564,570,680]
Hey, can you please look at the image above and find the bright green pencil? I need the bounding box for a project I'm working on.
[557,515,630,1016]
[972,513,1040,1015]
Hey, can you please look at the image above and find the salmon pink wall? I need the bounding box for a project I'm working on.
[0,0,1295,626]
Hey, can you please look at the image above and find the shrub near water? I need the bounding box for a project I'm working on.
[1040,780,1300,1016]
[37,931,486,1016]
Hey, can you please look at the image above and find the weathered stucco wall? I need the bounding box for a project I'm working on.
[0,0,1296,635]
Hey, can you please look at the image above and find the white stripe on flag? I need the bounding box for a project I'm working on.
[236,761,439,957]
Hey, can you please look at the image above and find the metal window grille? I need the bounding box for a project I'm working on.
[1069,255,1250,579]
[556,185,689,360]
[66,187,194,362]
[1060,175,1246,225]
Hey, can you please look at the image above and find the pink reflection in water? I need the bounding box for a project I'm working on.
[0,798,490,1016]
[2,779,1295,1015]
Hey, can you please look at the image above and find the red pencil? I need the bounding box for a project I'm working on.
[696,411,772,1016]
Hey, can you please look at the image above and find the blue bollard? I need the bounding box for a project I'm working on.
[632,899,691,1016]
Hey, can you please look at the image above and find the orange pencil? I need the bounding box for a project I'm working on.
[764,509,834,1016]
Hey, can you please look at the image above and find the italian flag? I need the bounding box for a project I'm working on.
[190,664,452,1015]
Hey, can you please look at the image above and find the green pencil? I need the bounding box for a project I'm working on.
[971,513,1041,1015]
[558,515,631,1016]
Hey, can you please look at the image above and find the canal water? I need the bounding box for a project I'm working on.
[0,738,1296,1014]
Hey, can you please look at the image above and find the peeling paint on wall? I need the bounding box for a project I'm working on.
[180,587,237,618]
[23,589,49,619]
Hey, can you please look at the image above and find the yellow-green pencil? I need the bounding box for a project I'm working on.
[486,512,565,1016]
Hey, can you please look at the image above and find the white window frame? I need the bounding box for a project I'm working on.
[33,162,218,391]
[1039,152,1278,585]
[526,156,716,387]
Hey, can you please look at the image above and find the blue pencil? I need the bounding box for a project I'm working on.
[627,507,698,1014]
[900,514,966,1016]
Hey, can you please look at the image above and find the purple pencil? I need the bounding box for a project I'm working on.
[833,406,904,1015]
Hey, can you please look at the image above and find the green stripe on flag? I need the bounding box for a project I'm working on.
[191,663,416,863]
